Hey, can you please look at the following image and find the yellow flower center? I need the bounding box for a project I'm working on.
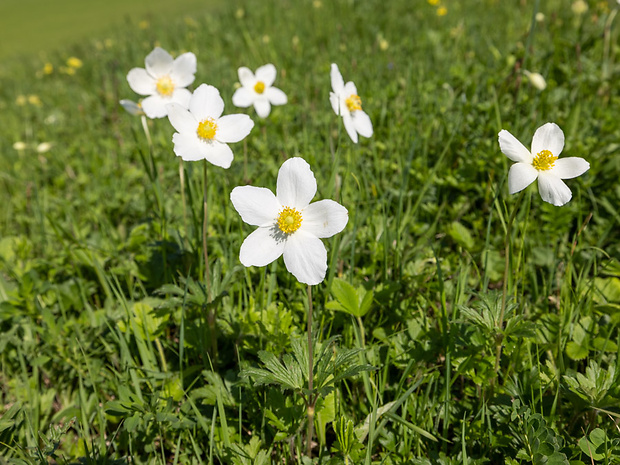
[532,149,558,171]
[197,118,218,141]
[254,81,266,94]
[156,76,175,97]
[277,207,303,234]
[345,94,362,112]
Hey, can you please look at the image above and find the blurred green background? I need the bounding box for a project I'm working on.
[0,0,216,59]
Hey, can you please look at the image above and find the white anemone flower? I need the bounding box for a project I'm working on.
[232,64,287,118]
[119,99,145,116]
[498,122,590,206]
[329,63,373,143]
[166,84,254,168]
[230,157,348,285]
[126,47,197,119]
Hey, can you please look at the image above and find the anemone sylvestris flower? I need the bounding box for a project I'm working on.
[127,47,196,119]
[232,64,287,118]
[231,157,348,285]
[498,123,589,206]
[329,64,373,143]
[166,84,254,168]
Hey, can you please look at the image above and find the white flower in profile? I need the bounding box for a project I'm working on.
[329,63,373,143]
[126,47,196,119]
[523,70,547,91]
[498,123,590,206]
[119,99,145,116]
[232,64,287,118]
[166,84,254,168]
[231,158,348,285]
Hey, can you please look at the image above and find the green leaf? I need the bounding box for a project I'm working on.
[566,341,589,361]
[578,428,608,461]
[329,279,361,316]
[447,221,474,251]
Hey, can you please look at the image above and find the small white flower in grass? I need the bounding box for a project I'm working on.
[119,99,145,116]
[166,84,254,168]
[329,63,373,143]
[232,64,287,118]
[498,122,590,207]
[126,47,196,119]
[231,157,348,285]
[523,70,547,91]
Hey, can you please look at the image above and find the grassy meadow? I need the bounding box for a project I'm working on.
[1,0,620,463]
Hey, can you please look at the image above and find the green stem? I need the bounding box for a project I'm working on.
[307,284,315,457]
[179,159,189,241]
[203,160,216,362]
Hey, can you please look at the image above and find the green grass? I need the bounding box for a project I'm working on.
[1,0,620,463]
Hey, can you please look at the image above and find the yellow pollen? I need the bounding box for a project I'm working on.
[197,118,218,141]
[277,207,303,234]
[345,94,362,112]
[156,76,175,97]
[532,149,558,171]
[254,81,266,94]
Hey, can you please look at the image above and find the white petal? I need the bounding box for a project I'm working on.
[238,67,255,88]
[330,63,344,94]
[253,97,271,118]
[537,172,572,206]
[276,157,317,209]
[120,99,144,116]
[167,103,197,134]
[329,92,340,115]
[343,81,358,97]
[239,226,286,267]
[127,68,156,95]
[172,133,209,161]
[255,63,277,87]
[531,122,564,158]
[498,129,532,163]
[216,114,254,143]
[145,47,174,77]
[171,88,192,109]
[342,112,359,143]
[204,141,234,168]
[171,52,197,87]
[140,95,169,118]
[265,87,287,106]
[283,231,328,285]
[508,163,538,194]
[551,157,590,179]
[190,84,224,121]
[353,111,373,138]
[232,87,255,108]
[302,200,348,238]
[231,186,280,226]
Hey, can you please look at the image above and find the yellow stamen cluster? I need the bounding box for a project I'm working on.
[277,207,303,234]
[532,149,558,171]
[197,118,218,141]
[254,81,266,94]
[345,94,362,112]
[156,76,175,97]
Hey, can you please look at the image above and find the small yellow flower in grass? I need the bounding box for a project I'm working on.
[235,8,245,19]
[232,64,287,118]
[166,84,254,168]
[231,157,348,285]
[127,47,197,118]
[428,0,439,5]
[28,95,42,106]
[523,70,547,90]
[437,6,448,16]
[330,64,373,143]
[138,20,149,30]
[498,123,590,206]
[67,57,83,69]
[16,95,27,106]
[43,63,53,75]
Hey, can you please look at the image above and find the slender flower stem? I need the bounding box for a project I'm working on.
[306,284,315,458]
[203,160,216,362]
[495,190,525,373]
[179,159,189,241]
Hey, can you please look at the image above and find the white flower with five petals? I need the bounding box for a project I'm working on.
[230,158,348,285]
[329,63,373,143]
[232,64,287,118]
[126,47,196,119]
[167,84,254,168]
[498,122,590,206]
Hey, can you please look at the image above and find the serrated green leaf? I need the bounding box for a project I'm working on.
[566,341,589,360]
[330,279,360,316]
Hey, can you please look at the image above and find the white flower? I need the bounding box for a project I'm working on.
[329,63,373,143]
[166,84,254,168]
[498,123,590,206]
[126,47,197,119]
[119,99,145,116]
[231,158,348,285]
[36,142,53,153]
[232,64,287,118]
[523,70,547,91]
